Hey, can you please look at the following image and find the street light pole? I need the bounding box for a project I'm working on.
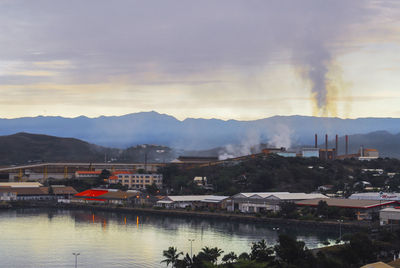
[72,252,80,268]
[337,220,343,240]
[188,239,195,258]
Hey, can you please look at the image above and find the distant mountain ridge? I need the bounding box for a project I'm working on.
[1,112,400,151]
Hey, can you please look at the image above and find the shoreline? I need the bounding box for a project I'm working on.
[6,201,373,231]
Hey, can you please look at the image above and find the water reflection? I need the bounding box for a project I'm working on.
[0,209,340,267]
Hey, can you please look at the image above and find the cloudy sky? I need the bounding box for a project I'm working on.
[1,0,400,120]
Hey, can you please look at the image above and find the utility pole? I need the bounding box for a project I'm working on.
[72,252,80,268]
[188,239,195,258]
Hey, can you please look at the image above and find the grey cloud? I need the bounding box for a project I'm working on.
[0,0,395,105]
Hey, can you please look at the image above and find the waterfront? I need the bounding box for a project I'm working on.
[0,209,340,267]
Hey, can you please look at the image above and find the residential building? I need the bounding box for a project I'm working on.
[228,192,327,213]
[109,172,163,189]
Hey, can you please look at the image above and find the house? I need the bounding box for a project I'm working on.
[228,192,328,213]
[296,198,396,220]
[157,195,229,209]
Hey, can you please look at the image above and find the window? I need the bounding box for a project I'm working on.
[118,180,122,183]
[145,180,150,183]
[140,180,143,183]
[118,175,122,178]
[145,175,150,178]
[136,180,140,183]
[124,175,129,178]
[124,180,129,183]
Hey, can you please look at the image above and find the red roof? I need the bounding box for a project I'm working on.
[109,176,118,180]
[76,171,101,175]
[75,189,108,197]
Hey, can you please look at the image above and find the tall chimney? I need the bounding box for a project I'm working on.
[325,134,328,160]
[335,134,338,159]
[315,134,318,148]
[345,135,349,155]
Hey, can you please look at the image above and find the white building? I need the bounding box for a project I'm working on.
[0,189,17,201]
[380,207,400,226]
[157,195,229,209]
[301,148,320,158]
[228,192,328,213]
[109,172,163,189]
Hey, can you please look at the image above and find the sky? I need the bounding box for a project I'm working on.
[1,0,400,120]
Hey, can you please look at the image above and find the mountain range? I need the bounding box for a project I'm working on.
[0,111,400,155]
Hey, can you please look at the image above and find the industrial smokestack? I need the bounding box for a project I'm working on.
[325,134,328,160]
[315,134,318,148]
[345,135,349,155]
[335,134,338,159]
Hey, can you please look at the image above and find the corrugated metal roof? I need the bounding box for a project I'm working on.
[162,195,223,202]
[296,198,396,209]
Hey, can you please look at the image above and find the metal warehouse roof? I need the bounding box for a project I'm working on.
[0,182,43,188]
[296,198,396,209]
[232,192,326,200]
[349,192,400,201]
[232,192,289,199]
[161,195,225,202]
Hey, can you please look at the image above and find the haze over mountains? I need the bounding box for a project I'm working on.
[0,111,400,158]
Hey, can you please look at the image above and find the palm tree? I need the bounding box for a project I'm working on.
[161,247,183,267]
[250,239,274,262]
[198,246,224,264]
[222,251,238,264]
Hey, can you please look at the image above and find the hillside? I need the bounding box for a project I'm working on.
[0,133,176,165]
[0,133,110,165]
[1,112,400,150]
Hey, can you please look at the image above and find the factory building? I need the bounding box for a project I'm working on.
[228,192,327,213]
[301,148,320,158]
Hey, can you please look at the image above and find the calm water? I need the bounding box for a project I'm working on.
[0,209,339,267]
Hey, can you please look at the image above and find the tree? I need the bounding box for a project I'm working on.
[275,234,315,267]
[222,252,238,264]
[97,169,111,186]
[197,246,224,264]
[238,252,250,260]
[249,239,274,262]
[316,200,329,217]
[146,182,159,195]
[161,247,183,267]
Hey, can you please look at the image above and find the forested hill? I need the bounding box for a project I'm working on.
[0,132,175,165]
[161,155,400,195]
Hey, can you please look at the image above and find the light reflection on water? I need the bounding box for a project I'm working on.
[0,209,338,267]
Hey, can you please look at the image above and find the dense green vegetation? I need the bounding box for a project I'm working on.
[160,155,400,195]
[162,229,400,268]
